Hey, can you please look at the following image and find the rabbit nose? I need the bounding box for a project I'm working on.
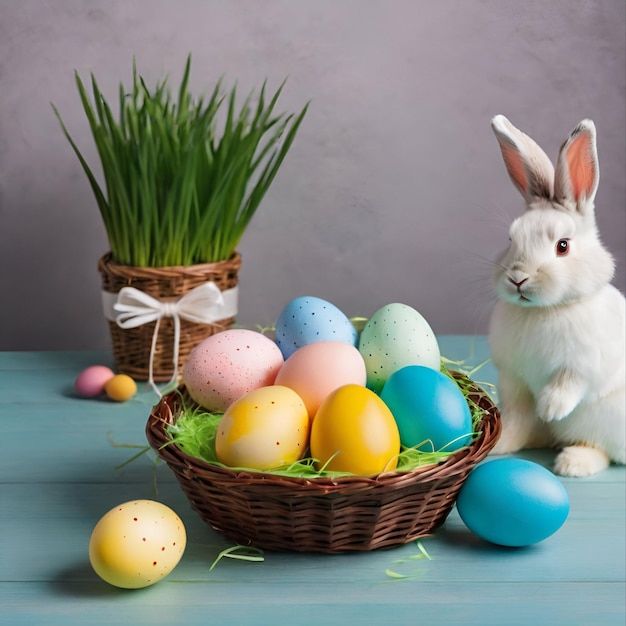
[507,268,528,286]
[508,276,528,288]
[508,275,529,297]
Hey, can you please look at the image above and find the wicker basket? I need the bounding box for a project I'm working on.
[146,373,501,553]
[99,252,241,382]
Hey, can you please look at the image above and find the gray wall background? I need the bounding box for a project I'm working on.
[1,0,624,350]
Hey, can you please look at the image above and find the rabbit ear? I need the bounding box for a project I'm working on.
[491,115,554,202]
[554,120,599,214]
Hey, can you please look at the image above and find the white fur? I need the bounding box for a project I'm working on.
[488,115,626,477]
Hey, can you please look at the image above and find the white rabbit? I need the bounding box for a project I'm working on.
[488,114,625,477]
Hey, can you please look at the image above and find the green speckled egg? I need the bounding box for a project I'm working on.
[358,303,440,393]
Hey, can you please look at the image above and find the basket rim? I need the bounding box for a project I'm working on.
[146,372,501,492]
[98,250,242,277]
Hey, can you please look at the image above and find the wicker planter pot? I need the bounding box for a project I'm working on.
[146,373,501,553]
[99,252,241,382]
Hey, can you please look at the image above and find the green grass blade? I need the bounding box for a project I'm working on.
[55,59,308,266]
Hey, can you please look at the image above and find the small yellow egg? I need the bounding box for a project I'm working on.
[104,374,137,401]
[89,500,186,589]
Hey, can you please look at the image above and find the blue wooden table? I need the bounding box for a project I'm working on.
[1,337,624,626]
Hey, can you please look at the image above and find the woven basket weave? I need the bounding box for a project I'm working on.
[98,252,241,382]
[146,373,501,553]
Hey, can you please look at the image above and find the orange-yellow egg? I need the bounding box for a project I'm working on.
[104,374,137,401]
[215,386,309,470]
[310,384,400,475]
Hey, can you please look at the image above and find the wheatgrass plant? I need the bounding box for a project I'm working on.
[53,56,308,267]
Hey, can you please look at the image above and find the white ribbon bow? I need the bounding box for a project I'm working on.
[107,282,237,396]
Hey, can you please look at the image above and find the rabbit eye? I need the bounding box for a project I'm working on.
[556,239,570,256]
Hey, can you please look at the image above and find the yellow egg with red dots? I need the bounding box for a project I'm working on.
[215,386,310,470]
[104,374,137,402]
[89,500,186,589]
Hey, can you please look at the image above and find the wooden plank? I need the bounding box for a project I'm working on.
[1,344,624,626]
[0,350,115,372]
[2,480,624,584]
[1,582,624,626]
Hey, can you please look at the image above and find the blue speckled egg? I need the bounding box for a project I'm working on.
[275,296,358,360]
[380,365,473,451]
[456,458,570,547]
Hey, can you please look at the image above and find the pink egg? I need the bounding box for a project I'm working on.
[75,365,115,397]
[182,329,284,412]
[274,341,367,418]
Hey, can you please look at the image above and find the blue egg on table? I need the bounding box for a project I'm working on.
[380,365,473,452]
[456,458,570,547]
[275,296,358,360]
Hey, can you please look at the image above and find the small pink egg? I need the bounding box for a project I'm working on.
[182,329,284,412]
[274,341,367,419]
[75,365,115,397]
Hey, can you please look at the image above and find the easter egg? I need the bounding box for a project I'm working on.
[275,296,358,360]
[89,500,186,589]
[215,386,310,470]
[456,458,570,547]
[74,365,115,397]
[310,384,400,475]
[358,303,440,393]
[182,329,284,412]
[380,365,473,452]
[104,374,137,401]
[274,341,367,419]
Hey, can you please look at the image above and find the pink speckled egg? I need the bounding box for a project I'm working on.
[274,341,367,419]
[182,329,284,411]
[75,365,115,397]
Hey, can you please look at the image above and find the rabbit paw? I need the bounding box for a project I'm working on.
[536,387,580,423]
[537,372,585,422]
[554,446,610,477]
